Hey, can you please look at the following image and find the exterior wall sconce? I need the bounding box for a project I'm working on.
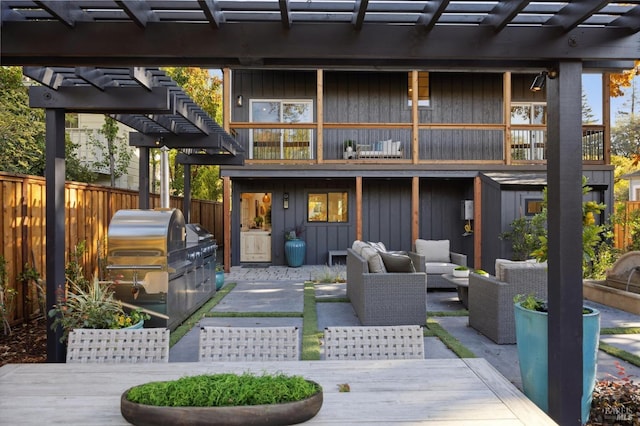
[530,70,558,92]
[283,192,289,209]
[236,95,243,107]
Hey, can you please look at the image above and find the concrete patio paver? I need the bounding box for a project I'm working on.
[170,264,640,390]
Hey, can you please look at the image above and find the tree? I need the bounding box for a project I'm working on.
[611,114,640,157]
[0,66,46,175]
[0,66,94,181]
[610,60,640,98]
[162,67,224,201]
[582,90,596,124]
[88,116,134,187]
[611,155,635,201]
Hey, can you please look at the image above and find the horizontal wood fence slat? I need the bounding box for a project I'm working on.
[0,171,222,327]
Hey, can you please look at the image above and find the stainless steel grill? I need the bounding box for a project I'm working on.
[106,208,217,330]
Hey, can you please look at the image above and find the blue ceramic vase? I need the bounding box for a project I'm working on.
[285,239,306,267]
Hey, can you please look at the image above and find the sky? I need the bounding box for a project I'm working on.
[583,73,636,125]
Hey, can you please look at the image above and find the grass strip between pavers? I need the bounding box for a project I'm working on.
[204,312,302,318]
[426,318,476,358]
[316,297,350,303]
[428,310,469,317]
[302,282,321,360]
[600,327,640,335]
[169,283,236,347]
[599,341,640,368]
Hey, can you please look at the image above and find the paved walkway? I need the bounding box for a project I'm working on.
[170,264,640,391]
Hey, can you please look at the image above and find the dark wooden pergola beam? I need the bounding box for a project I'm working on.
[546,1,609,33]
[198,0,222,28]
[3,23,638,67]
[34,0,88,28]
[417,0,449,31]
[482,0,531,33]
[115,0,159,28]
[28,86,171,113]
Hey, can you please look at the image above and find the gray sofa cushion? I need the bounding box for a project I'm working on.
[415,239,451,263]
[380,252,416,273]
[361,246,387,273]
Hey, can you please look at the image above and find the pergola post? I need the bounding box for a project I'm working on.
[44,109,66,363]
[138,146,150,209]
[546,61,584,425]
[183,163,192,222]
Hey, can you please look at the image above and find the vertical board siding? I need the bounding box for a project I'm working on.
[362,179,413,251]
[480,176,503,273]
[418,178,473,254]
[0,172,222,326]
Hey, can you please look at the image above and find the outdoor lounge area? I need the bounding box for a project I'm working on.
[3,264,640,425]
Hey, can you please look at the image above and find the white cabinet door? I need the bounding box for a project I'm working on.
[240,232,271,262]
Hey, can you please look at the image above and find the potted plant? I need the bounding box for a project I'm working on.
[284,222,306,267]
[514,294,600,424]
[452,265,470,278]
[473,269,489,277]
[215,264,225,291]
[49,276,150,343]
[120,372,323,426]
[343,139,355,153]
[254,216,264,229]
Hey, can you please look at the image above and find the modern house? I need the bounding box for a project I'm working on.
[220,69,613,272]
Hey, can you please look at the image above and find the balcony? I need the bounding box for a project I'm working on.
[230,124,606,164]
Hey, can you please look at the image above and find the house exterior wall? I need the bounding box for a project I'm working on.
[224,69,614,268]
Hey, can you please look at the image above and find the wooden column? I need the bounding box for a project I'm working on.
[503,72,512,165]
[183,164,191,222]
[223,176,232,273]
[317,69,324,164]
[411,71,419,164]
[356,176,363,241]
[473,176,482,269]
[412,176,419,245]
[546,61,584,425]
[138,146,150,209]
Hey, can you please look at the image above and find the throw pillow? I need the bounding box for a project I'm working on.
[352,240,370,256]
[367,241,387,252]
[361,246,387,273]
[415,239,451,263]
[380,251,416,273]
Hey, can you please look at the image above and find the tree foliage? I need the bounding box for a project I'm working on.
[612,114,640,157]
[0,66,46,175]
[88,116,134,187]
[611,155,635,201]
[162,67,224,201]
[0,66,95,181]
[609,60,640,98]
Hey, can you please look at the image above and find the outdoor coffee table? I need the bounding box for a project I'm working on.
[441,274,469,308]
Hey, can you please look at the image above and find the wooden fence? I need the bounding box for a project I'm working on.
[0,171,222,326]
[613,201,640,250]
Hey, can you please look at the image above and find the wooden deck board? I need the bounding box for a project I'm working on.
[0,359,556,425]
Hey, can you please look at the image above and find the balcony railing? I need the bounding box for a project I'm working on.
[230,123,606,164]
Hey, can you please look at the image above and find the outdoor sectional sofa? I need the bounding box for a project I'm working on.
[346,247,427,326]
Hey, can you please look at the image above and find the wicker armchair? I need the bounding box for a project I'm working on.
[198,326,300,361]
[324,325,424,360]
[468,262,547,344]
[66,328,170,363]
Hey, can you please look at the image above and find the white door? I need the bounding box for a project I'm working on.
[240,193,272,262]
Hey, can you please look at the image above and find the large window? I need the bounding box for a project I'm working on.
[407,72,430,107]
[307,192,348,222]
[249,99,313,160]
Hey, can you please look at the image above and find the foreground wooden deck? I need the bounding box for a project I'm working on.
[0,358,555,425]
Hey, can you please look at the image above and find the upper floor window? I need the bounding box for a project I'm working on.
[249,99,314,160]
[408,72,430,107]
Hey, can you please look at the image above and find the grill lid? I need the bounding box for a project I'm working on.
[186,223,214,244]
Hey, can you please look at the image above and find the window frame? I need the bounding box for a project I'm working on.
[307,191,349,223]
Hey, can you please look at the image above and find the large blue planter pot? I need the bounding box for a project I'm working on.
[285,239,306,267]
[514,302,600,424]
[215,271,225,290]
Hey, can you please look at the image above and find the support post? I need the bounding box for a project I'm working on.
[183,163,191,222]
[546,61,584,425]
[45,109,66,363]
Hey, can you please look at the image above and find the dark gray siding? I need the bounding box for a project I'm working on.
[480,176,503,273]
[361,179,413,251]
[418,178,475,255]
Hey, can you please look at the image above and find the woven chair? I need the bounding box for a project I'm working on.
[468,263,547,344]
[198,326,300,362]
[66,328,170,363]
[323,325,424,360]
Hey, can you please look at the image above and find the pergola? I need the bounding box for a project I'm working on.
[2,2,639,424]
